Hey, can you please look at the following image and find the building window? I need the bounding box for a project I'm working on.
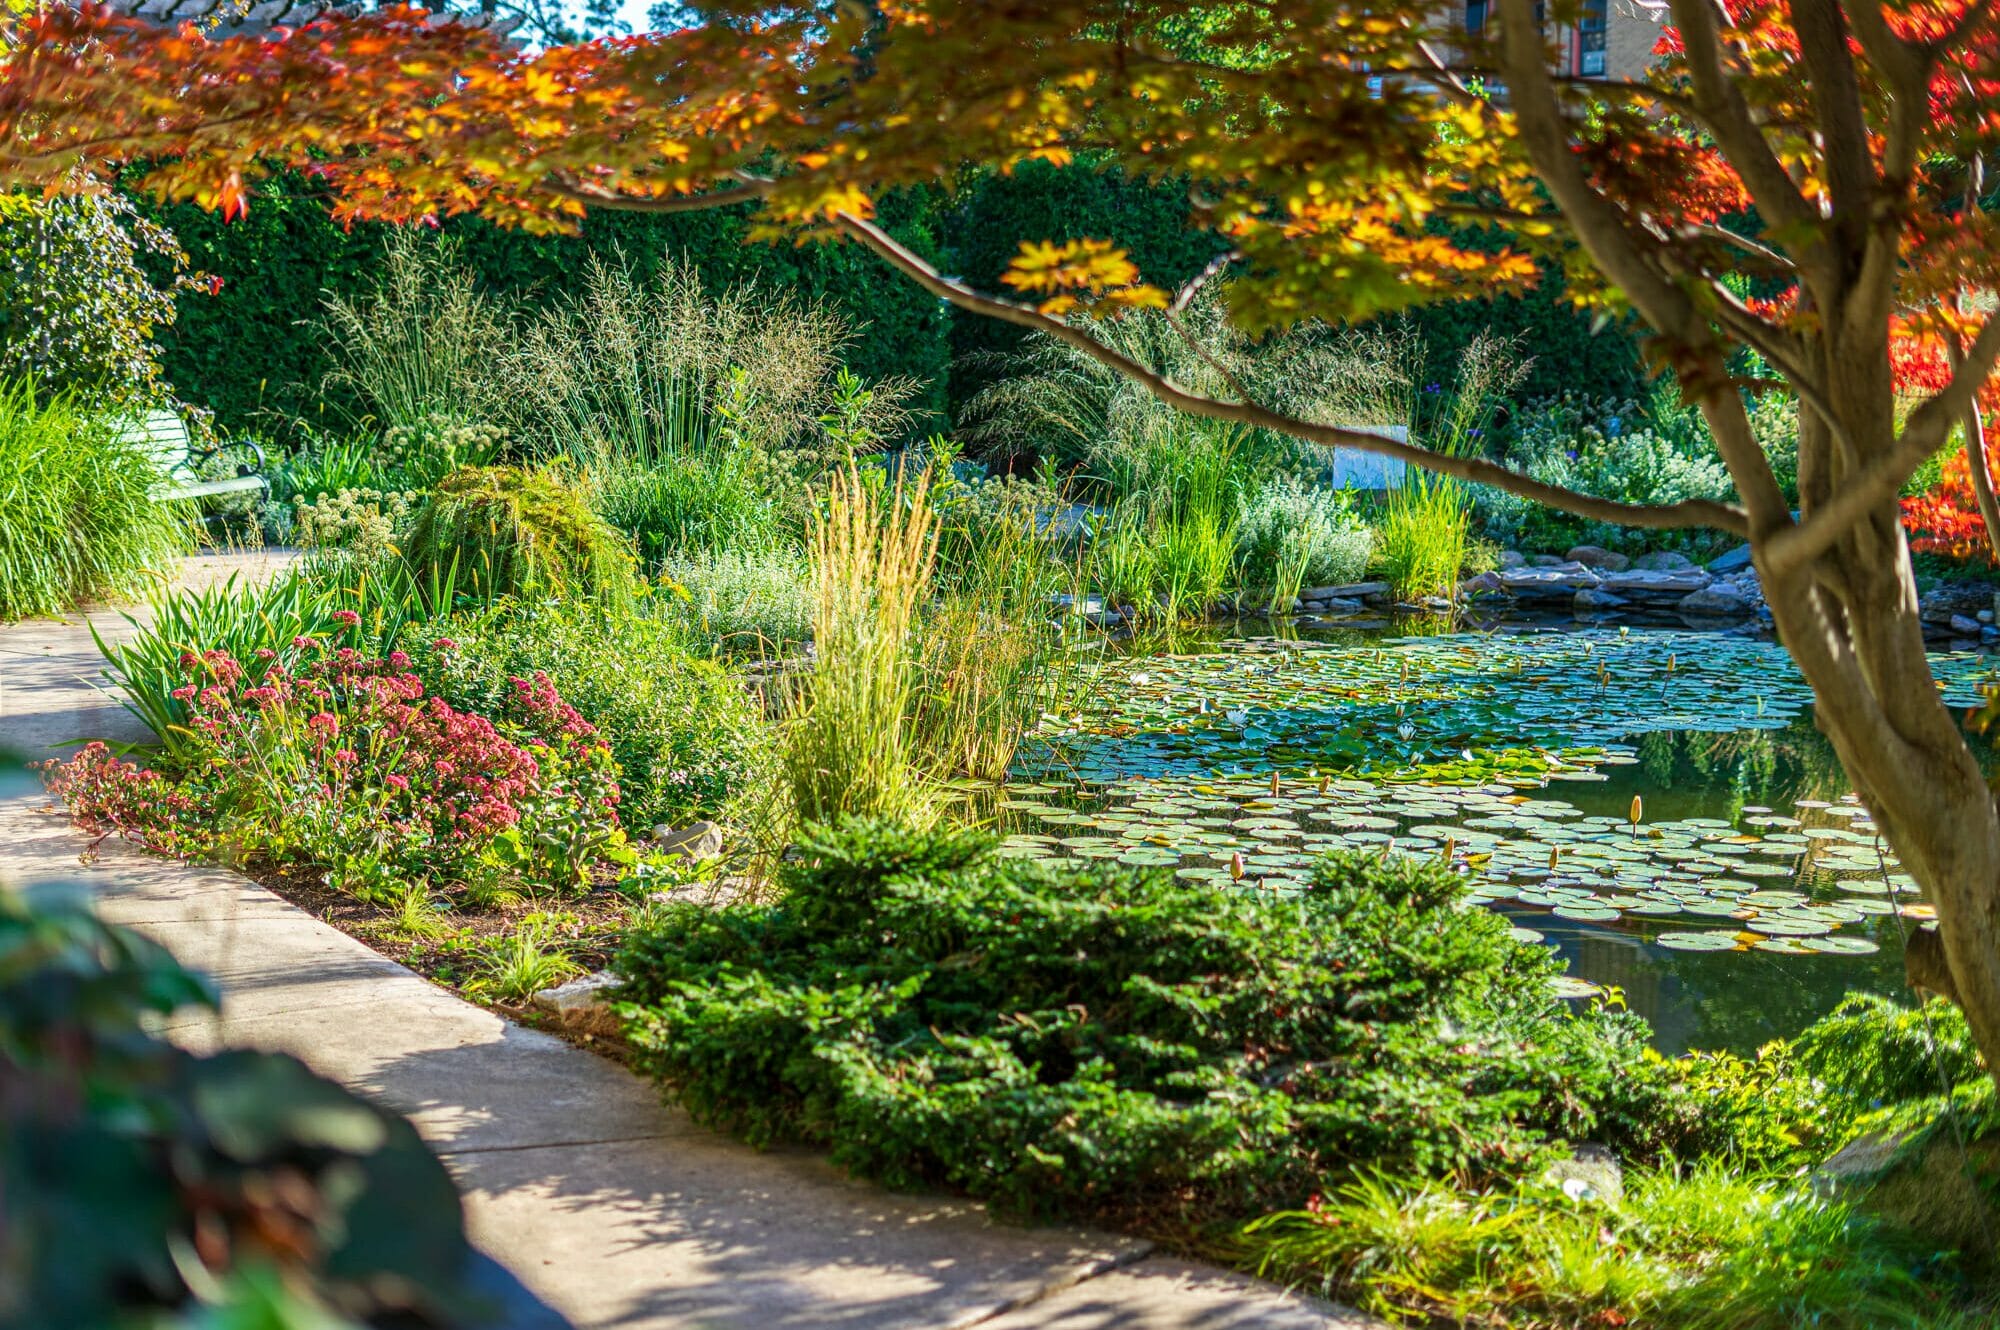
[1575,0,1608,77]
[1465,0,1487,34]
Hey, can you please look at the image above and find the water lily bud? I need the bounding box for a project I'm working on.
[1229,851,1245,882]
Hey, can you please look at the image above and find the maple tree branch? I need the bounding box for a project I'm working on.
[1665,0,1820,247]
[1494,0,1695,335]
[1763,315,2000,579]
[541,175,769,212]
[1680,221,1796,273]
[1787,0,1875,257]
[1170,250,1239,315]
[829,208,1747,537]
[1962,401,2000,566]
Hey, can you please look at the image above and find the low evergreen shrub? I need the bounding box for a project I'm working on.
[403,465,637,608]
[614,820,1681,1227]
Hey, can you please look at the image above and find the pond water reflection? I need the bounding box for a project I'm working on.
[1004,619,2000,1054]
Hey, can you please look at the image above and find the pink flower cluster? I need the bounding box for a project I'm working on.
[44,641,625,897]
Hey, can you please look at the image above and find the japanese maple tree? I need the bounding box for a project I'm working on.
[8,0,2000,1074]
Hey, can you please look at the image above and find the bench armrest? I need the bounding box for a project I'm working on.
[189,438,268,479]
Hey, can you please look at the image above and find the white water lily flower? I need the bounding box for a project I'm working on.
[1225,707,1250,727]
[1397,720,1417,742]
[1131,671,1151,686]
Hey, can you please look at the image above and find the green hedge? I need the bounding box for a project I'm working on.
[136,166,1644,438]
[129,173,952,439]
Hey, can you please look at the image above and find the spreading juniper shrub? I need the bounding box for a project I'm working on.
[615,819,1681,1227]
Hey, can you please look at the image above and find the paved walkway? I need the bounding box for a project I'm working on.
[0,554,1375,1330]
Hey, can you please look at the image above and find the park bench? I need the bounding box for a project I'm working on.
[119,407,268,503]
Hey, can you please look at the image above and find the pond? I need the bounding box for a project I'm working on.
[1003,620,2000,1054]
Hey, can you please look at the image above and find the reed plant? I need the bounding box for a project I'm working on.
[1088,416,1241,620]
[0,384,193,621]
[1374,470,1471,602]
[785,466,939,826]
[913,489,1081,783]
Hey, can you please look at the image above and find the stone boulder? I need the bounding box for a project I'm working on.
[1633,550,1695,572]
[1458,571,1505,599]
[1678,586,1753,617]
[1598,568,1712,602]
[652,820,724,862]
[1707,544,1754,574]
[531,970,625,1041]
[1498,549,1527,569]
[1920,582,1996,626]
[1565,545,1631,572]
[1499,565,1601,599]
[1821,1126,2000,1272]
[1302,580,1390,604]
[1573,587,1629,612]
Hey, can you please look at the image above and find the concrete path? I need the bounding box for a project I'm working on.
[0,554,1377,1330]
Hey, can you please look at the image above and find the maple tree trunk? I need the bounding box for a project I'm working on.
[1747,387,2000,1085]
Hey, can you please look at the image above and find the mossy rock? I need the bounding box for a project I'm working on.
[405,465,637,609]
[1821,1122,2000,1272]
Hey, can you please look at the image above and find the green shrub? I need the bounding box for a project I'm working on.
[1477,390,1742,557]
[0,191,192,406]
[404,465,638,609]
[406,601,774,830]
[0,383,193,620]
[660,547,814,656]
[615,821,1678,1228]
[1236,475,1373,603]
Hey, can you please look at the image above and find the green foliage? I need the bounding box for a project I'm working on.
[1236,475,1373,604]
[469,915,582,1003]
[0,886,495,1328]
[596,445,795,566]
[406,600,774,830]
[1240,1164,1964,1330]
[615,821,1678,1228]
[0,190,192,406]
[131,172,951,439]
[659,547,814,656]
[404,465,638,609]
[0,382,193,620]
[266,432,396,505]
[1476,390,1742,556]
[1376,472,1471,602]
